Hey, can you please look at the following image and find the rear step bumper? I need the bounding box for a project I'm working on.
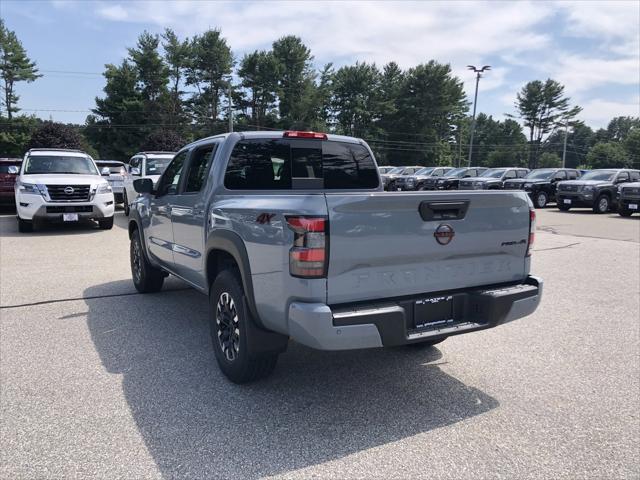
[288,276,542,350]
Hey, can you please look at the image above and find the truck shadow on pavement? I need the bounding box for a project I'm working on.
[84,280,498,479]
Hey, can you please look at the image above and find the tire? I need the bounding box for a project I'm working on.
[593,194,610,214]
[618,208,633,217]
[209,269,279,384]
[130,228,164,293]
[17,217,33,233]
[123,191,130,216]
[98,216,114,230]
[534,191,548,209]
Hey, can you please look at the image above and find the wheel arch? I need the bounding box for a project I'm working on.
[205,230,262,327]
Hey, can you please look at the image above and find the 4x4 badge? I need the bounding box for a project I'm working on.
[434,224,455,245]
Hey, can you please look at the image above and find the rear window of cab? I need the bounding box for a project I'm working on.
[224,138,379,190]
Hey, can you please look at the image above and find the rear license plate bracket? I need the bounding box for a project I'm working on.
[414,296,455,330]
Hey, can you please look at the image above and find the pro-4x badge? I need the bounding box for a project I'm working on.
[434,224,455,245]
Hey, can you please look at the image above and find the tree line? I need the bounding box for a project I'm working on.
[1,21,638,171]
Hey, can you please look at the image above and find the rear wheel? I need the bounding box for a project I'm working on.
[130,228,164,293]
[534,191,548,209]
[17,217,33,233]
[98,216,114,230]
[123,191,130,216]
[593,194,610,214]
[210,269,279,384]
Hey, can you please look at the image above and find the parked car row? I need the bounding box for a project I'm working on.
[379,165,640,215]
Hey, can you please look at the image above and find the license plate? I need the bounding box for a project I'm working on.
[563,199,571,204]
[414,296,454,330]
[397,188,402,191]
[63,213,79,222]
[629,204,638,210]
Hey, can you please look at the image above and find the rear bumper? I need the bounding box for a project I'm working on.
[288,276,543,350]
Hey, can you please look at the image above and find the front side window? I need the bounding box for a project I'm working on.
[156,151,187,196]
[23,155,98,175]
[616,172,629,182]
[516,170,528,178]
[568,170,579,179]
[184,144,217,193]
[503,170,517,179]
[630,171,640,182]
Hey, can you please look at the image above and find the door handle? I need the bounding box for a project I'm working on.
[419,200,469,221]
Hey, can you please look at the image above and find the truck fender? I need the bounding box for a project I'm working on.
[205,229,288,354]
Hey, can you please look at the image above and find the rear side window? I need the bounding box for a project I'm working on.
[224,139,379,190]
[630,171,639,181]
[568,170,579,179]
[184,144,217,192]
[516,170,528,178]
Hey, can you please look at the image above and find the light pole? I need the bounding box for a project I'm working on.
[466,65,491,167]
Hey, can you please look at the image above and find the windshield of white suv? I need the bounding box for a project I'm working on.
[579,170,616,181]
[23,155,98,175]
[414,167,434,176]
[481,169,507,178]
[145,156,173,175]
[525,169,556,180]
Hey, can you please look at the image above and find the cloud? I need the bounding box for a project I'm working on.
[92,1,554,69]
[579,97,640,126]
[548,55,640,94]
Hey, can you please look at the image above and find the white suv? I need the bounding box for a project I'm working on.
[14,148,115,232]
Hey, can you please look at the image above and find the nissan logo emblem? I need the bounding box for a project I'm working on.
[434,224,455,245]
[64,186,74,195]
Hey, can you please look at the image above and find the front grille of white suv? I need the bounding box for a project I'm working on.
[46,184,91,201]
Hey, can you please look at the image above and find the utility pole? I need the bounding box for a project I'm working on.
[228,83,233,133]
[562,118,569,168]
[466,65,491,167]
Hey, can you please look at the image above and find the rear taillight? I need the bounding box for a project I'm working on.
[286,216,328,278]
[526,208,536,257]
[283,131,328,140]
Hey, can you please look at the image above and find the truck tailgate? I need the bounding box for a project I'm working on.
[325,191,531,305]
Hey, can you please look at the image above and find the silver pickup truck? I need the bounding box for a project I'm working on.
[128,131,542,383]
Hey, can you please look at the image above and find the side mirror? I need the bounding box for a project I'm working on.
[130,167,141,176]
[100,167,111,176]
[133,178,154,194]
[7,165,19,175]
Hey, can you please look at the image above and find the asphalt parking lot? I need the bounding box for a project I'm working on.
[1,206,639,479]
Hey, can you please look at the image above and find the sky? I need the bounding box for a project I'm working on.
[1,0,639,129]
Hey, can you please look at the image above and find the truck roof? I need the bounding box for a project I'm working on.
[183,131,364,151]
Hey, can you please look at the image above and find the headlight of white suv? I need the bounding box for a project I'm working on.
[97,183,112,194]
[18,182,46,195]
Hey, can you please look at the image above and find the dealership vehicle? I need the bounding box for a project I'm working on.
[617,182,640,217]
[504,168,582,208]
[423,167,487,191]
[14,149,115,232]
[96,160,126,204]
[127,131,542,383]
[383,166,422,190]
[123,151,175,215]
[556,169,640,213]
[458,168,529,190]
[405,166,454,191]
[0,158,22,205]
